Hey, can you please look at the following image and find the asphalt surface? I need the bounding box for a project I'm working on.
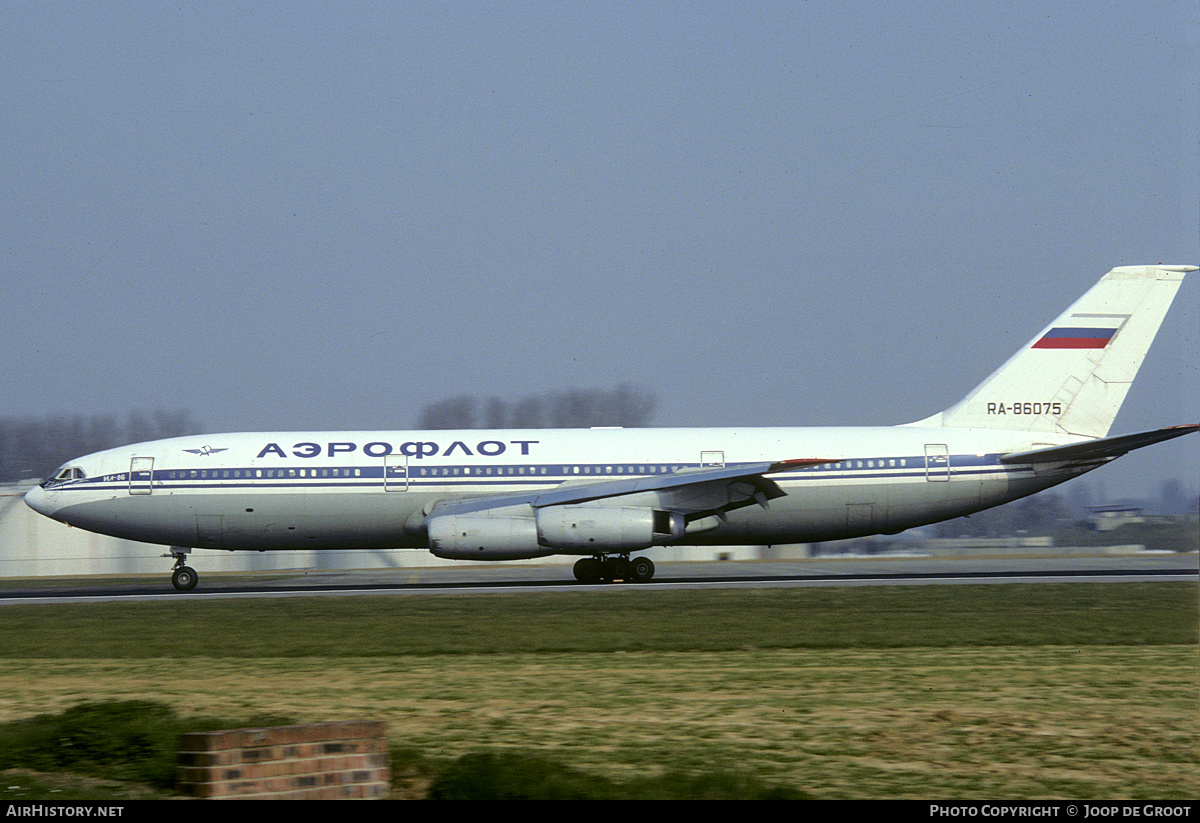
[0,551,1194,603]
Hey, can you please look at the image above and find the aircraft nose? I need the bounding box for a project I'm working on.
[24,484,55,517]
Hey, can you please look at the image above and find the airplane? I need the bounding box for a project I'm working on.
[24,264,1198,591]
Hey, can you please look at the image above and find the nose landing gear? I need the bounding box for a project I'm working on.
[164,547,199,592]
[572,555,655,584]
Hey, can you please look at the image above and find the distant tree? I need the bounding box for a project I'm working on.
[415,396,479,430]
[416,384,656,430]
[0,410,203,482]
[1010,492,1069,533]
[1157,478,1192,515]
[548,384,656,428]
[509,395,545,428]
[933,490,1072,538]
[484,397,509,429]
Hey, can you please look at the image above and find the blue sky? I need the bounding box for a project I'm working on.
[3,2,1197,498]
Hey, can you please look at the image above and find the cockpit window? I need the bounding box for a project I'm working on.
[43,466,86,487]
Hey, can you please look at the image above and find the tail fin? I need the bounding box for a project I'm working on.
[910,265,1194,438]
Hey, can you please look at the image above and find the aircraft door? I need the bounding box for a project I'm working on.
[129,456,154,495]
[924,444,949,482]
[384,454,409,491]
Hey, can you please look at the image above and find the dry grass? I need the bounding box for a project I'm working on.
[0,646,1195,798]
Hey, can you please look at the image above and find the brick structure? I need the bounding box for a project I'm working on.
[177,720,390,799]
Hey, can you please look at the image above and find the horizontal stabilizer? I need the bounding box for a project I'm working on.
[1000,424,1198,465]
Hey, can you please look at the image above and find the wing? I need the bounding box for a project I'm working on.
[425,457,832,522]
[417,458,836,560]
[1000,424,1198,465]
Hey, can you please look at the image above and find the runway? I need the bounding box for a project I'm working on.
[1,551,1194,604]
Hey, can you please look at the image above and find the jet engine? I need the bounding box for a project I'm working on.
[535,506,685,551]
[427,505,686,559]
[427,515,549,560]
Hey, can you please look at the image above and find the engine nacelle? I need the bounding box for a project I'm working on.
[427,515,550,560]
[536,506,685,551]
[428,506,687,558]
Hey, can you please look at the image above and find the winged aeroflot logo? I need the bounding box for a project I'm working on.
[182,446,228,457]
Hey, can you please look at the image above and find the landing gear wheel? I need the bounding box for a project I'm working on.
[172,566,198,591]
[604,557,631,582]
[165,546,198,592]
[573,558,602,584]
[630,556,655,583]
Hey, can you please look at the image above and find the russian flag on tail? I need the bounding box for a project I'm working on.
[1036,321,1118,350]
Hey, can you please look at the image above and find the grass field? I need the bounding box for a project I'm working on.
[0,582,1196,798]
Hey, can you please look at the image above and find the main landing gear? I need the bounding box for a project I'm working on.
[165,546,199,592]
[573,555,655,584]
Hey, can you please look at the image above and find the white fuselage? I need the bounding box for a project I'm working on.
[24,424,1090,556]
